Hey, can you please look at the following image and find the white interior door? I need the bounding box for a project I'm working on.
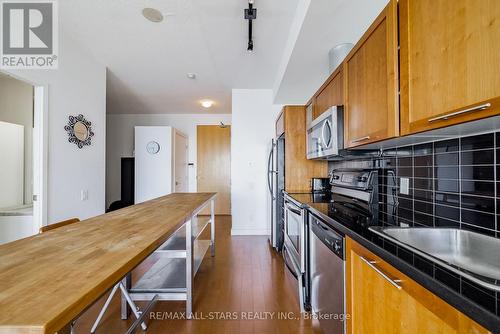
[174,130,189,192]
[134,126,173,204]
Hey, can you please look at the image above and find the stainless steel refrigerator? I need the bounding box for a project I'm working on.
[267,134,285,251]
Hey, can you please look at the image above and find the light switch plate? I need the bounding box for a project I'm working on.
[81,190,89,201]
[400,177,410,195]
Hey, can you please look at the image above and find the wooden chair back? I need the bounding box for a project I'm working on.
[39,218,80,233]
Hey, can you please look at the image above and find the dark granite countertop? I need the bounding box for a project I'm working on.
[286,191,500,333]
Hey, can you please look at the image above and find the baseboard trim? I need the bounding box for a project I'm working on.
[231,228,270,236]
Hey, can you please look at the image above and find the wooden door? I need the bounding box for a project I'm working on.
[346,237,490,334]
[343,0,399,148]
[173,130,188,192]
[197,125,231,215]
[314,67,344,120]
[400,0,500,135]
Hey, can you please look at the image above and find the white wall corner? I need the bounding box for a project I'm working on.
[230,89,282,237]
[272,0,311,102]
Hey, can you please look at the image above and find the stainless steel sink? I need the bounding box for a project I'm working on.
[369,227,500,291]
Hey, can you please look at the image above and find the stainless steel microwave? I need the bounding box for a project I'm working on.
[306,106,344,160]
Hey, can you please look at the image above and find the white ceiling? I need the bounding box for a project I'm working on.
[60,0,299,114]
[273,0,389,104]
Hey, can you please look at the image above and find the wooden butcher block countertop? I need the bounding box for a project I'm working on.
[0,192,216,334]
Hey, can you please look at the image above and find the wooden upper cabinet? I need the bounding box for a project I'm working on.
[346,237,490,334]
[313,67,344,120]
[400,0,500,135]
[344,0,399,148]
[280,106,328,191]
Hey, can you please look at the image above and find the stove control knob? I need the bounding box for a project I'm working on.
[334,242,341,252]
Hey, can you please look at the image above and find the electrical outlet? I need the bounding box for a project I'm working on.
[81,190,89,201]
[400,178,410,195]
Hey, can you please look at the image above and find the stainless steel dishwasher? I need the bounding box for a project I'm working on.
[309,213,345,334]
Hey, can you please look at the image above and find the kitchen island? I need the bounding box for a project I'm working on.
[0,192,216,334]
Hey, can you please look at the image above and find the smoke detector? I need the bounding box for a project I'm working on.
[142,8,164,23]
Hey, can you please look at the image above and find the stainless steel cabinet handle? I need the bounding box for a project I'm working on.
[285,203,302,216]
[360,256,402,290]
[351,135,371,143]
[428,103,491,122]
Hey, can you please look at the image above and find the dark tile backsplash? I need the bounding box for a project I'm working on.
[331,131,500,238]
[330,133,500,315]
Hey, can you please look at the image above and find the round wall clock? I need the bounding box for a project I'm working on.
[146,141,160,155]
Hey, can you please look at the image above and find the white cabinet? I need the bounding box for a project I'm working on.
[134,126,188,204]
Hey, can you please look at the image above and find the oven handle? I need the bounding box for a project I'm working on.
[285,203,302,216]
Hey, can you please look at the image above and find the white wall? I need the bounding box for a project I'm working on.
[6,32,107,226]
[106,114,232,208]
[231,89,282,235]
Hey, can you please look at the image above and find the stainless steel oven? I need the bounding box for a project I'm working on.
[283,193,307,311]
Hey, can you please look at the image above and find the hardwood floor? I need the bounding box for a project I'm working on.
[74,216,320,333]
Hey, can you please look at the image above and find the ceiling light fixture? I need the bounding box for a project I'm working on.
[187,73,196,79]
[201,100,214,108]
[244,0,257,52]
[142,8,164,23]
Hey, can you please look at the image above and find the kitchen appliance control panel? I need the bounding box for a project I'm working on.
[330,169,374,190]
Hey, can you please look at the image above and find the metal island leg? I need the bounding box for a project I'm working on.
[121,274,131,319]
[186,218,193,319]
[117,197,216,325]
[210,199,215,257]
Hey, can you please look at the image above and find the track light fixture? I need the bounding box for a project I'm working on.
[244,0,257,52]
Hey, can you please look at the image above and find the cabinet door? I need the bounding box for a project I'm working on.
[314,67,344,120]
[346,238,404,334]
[346,238,490,334]
[400,0,500,135]
[344,0,399,148]
[283,106,327,191]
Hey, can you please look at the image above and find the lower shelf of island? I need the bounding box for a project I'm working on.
[129,239,211,301]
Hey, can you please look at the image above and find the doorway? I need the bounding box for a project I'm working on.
[197,125,231,215]
[0,72,47,243]
[174,130,189,192]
